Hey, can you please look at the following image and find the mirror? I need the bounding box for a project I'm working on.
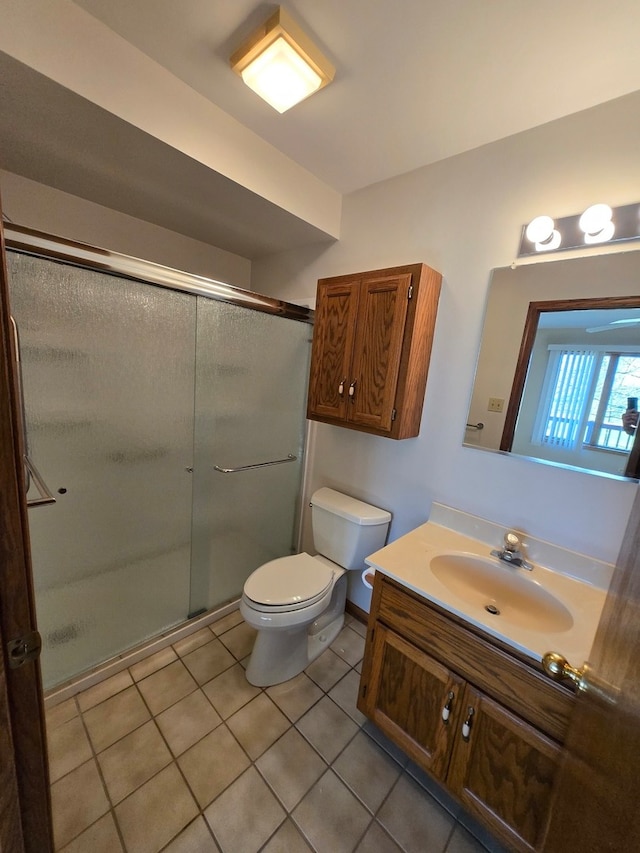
[466,250,640,480]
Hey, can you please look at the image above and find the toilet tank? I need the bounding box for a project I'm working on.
[310,487,391,570]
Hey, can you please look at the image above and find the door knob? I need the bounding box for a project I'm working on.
[542,651,587,692]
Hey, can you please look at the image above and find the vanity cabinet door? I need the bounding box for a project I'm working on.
[360,624,465,779]
[447,686,563,853]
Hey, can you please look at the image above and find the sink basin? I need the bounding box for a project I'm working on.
[430,553,573,633]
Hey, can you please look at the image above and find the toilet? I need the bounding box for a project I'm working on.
[240,487,391,687]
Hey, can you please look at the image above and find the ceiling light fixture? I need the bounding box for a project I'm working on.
[230,7,335,113]
[518,202,640,257]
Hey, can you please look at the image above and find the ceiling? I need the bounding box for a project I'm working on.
[2,1,640,258]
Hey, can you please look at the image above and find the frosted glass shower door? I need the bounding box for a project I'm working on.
[8,253,196,688]
[189,299,311,613]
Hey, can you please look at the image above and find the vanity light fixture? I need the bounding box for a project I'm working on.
[518,202,640,257]
[230,7,335,113]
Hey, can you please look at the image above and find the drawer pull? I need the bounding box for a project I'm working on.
[338,377,346,397]
[462,707,475,741]
[441,691,454,723]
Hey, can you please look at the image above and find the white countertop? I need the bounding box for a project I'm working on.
[365,520,608,667]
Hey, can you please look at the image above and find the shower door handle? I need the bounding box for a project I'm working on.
[10,316,56,507]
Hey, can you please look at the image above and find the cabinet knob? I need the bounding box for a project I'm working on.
[338,377,346,397]
[441,691,454,723]
[461,706,475,741]
[348,379,357,401]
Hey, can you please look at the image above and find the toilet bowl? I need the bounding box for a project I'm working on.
[241,488,391,687]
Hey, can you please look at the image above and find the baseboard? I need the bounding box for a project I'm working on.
[345,599,368,625]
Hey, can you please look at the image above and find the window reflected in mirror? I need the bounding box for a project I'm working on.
[465,251,640,481]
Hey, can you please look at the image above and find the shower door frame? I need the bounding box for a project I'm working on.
[5,223,314,679]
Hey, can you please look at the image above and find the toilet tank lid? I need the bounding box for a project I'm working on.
[311,487,391,526]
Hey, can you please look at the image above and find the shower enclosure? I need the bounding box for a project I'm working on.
[6,226,312,690]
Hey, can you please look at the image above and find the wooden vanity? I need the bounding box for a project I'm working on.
[358,573,576,853]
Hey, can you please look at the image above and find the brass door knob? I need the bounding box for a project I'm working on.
[542,651,587,691]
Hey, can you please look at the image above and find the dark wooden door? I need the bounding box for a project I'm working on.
[0,206,53,852]
[349,273,411,432]
[307,279,360,422]
[542,484,640,852]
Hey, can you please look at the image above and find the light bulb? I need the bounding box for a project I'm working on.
[579,204,614,243]
[525,215,555,244]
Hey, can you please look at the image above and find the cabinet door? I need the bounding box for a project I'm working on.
[307,280,359,421]
[447,687,562,853]
[348,273,411,432]
[361,624,465,779]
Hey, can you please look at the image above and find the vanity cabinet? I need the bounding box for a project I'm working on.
[306,263,441,439]
[358,575,575,853]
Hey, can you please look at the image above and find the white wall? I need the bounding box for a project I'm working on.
[1,171,252,288]
[252,91,640,611]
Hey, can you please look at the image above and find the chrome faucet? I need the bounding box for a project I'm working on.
[491,532,533,570]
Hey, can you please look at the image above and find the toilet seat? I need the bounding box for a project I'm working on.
[244,553,336,613]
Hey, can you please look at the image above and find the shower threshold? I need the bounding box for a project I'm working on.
[44,599,241,709]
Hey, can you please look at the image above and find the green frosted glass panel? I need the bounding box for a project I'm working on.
[8,252,196,688]
[190,298,310,613]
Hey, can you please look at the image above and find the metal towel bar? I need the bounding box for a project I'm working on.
[10,316,56,507]
[25,456,56,507]
[214,453,297,473]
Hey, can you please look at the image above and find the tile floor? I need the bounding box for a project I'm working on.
[45,611,509,853]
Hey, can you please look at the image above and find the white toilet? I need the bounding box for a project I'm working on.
[240,487,391,687]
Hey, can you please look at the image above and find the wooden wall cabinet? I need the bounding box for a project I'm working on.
[307,263,442,439]
[358,576,575,853]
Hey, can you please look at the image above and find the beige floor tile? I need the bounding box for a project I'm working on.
[261,818,314,852]
[115,763,198,853]
[156,689,222,756]
[304,648,350,692]
[330,625,366,666]
[333,731,402,813]
[162,816,220,852]
[76,670,133,712]
[217,621,257,660]
[97,720,172,804]
[446,824,496,853]
[172,627,215,657]
[82,685,150,753]
[181,638,236,685]
[256,727,326,811]
[329,669,368,725]
[129,646,178,682]
[292,769,372,853]
[347,616,368,638]
[210,609,243,635]
[47,715,93,783]
[202,663,261,720]
[137,659,197,715]
[45,697,78,732]
[58,812,124,853]
[355,820,404,852]
[204,767,286,853]
[50,759,110,849]
[377,773,456,853]
[227,693,290,760]
[177,724,250,809]
[296,695,358,763]
[266,672,323,722]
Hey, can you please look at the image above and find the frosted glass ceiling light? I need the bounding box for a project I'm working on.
[230,7,335,113]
